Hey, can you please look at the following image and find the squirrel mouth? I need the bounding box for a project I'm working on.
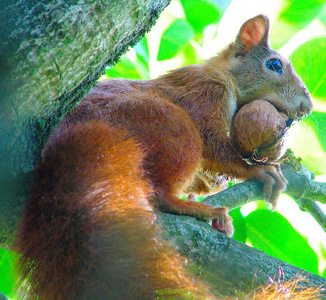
[263,96,312,121]
[263,100,301,121]
[263,100,288,116]
[264,99,303,127]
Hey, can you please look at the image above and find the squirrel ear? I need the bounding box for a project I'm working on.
[236,15,270,52]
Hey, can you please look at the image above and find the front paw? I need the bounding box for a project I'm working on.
[249,164,287,208]
[211,207,234,237]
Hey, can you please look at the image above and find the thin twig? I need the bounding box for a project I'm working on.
[298,198,326,231]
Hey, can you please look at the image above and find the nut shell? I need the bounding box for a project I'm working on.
[231,100,289,163]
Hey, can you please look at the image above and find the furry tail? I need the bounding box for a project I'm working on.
[14,120,213,300]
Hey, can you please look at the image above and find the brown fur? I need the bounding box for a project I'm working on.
[15,15,313,299]
[15,121,214,299]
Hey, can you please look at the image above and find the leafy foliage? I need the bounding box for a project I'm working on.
[2,0,326,297]
[157,19,195,60]
[291,37,326,98]
[180,0,230,35]
[270,0,326,49]
[0,249,15,298]
[245,209,319,274]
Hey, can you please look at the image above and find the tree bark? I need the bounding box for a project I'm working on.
[156,162,326,298]
[0,0,171,246]
[157,212,326,298]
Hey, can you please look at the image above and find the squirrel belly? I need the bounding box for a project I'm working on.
[15,120,214,299]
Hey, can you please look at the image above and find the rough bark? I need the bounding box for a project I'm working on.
[156,162,326,298]
[157,213,326,298]
[0,0,171,246]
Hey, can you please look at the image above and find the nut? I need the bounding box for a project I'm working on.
[231,100,290,163]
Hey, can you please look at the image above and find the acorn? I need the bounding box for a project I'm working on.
[231,100,293,163]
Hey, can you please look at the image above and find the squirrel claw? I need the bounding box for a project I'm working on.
[251,164,287,209]
[211,208,234,237]
[266,199,277,212]
[212,219,234,237]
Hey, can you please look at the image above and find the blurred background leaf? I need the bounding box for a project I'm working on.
[288,113,326,175]
[245,209,319,275]
[270,0,326,49]
[280,0,326,27]
[229,207,247,243]
[0,249,16,298]
[180,0,231,38]
[157,19,195,61]
[291,37,326,99]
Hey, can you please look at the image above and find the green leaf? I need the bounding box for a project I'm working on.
[288,113,326,175]
[157,19,195,61]
[270,19,299,50]
[180,42,202,65]
[323,268,326,278]
[270,0,326,49]
[105,55,149,80]
[290,37,326,99]
[0,249,16,298]
[245,209,319,275]
[134,37,150,65]
[180,0,231,34]
[105,36,150,80]
[280,0,326,26]
[229,207,247,243]
[305,111,326,151]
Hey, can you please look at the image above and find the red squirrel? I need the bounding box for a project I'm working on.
[15,15,312,299]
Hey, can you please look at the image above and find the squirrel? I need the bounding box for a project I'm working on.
[14,15,313,299]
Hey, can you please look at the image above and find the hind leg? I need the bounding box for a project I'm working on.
[155,189,233,236]
[146,149,234,236]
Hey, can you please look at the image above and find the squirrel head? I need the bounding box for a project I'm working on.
[223,15,312,120]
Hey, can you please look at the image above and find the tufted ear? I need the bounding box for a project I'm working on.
[235,15,270,52]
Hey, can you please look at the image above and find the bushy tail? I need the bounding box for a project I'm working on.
[14,120,214,300]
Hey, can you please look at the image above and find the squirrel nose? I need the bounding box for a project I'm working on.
[299,100,313,117]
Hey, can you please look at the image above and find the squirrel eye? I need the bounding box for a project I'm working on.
[265,58,283,74]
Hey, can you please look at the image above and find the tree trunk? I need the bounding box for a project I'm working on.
[0,0,170,246]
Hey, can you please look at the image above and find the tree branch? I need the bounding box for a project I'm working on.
[156,212,326,298]
[298,199,326,231]
[203,161,326,216]
[155,158,326,297]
